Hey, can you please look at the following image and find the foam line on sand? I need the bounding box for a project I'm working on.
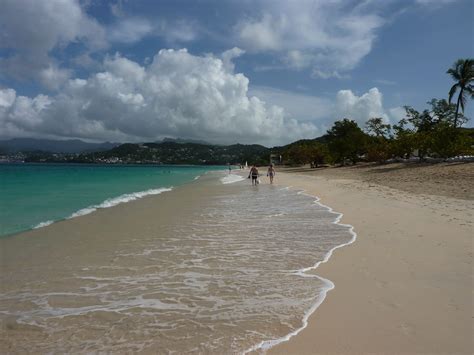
[244,188,357,354]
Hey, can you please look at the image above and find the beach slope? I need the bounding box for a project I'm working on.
[270,164,473,354]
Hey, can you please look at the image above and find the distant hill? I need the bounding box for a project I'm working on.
[0,138,119,154]
[74,141,271,165]
[5,135,334,165]
[269,134,330,154]
[160,137,212,145]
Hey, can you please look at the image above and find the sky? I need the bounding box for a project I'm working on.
[0,0,473,147]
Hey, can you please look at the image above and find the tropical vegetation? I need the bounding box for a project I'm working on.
[279,59,474,166]
[447,58,474,127]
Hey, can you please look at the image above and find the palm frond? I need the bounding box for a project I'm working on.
[448,83,459,103]
[468,85,474,99]
[463,59,474,78]
[447,68,461,81]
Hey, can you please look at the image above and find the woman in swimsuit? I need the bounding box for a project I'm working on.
[267,164,275,184]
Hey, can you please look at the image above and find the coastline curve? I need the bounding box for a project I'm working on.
[244,188,357,354]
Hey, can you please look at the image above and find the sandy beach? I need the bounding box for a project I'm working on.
[1,171,354,353]
[1,162,472,353]
[269,162,473,354]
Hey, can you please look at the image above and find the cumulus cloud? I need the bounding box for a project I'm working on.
[0,0,202,90]
[235,0,384,77]
[38,65,73,91]
[0,49,318,146]
[221,47,246,71]
[250,86,404,133]
[387,106,406,123]
[0,0,106,85]
[248,86,332,123]
[335,88,389,125]
[334,87,408,129]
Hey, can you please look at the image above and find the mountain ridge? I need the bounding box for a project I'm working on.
[0,138,119,154]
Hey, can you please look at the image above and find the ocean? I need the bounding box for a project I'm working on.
[0,168,355,353]
[0,163,224,237]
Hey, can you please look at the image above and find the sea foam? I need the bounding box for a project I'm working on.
[33,220,54,229]
[244,191,357,354]
[5,180,355,354]
[220,173,245,184]
[68,187,173,218]
[32,187,173,229]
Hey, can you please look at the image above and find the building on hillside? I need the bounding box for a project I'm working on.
[270,154,282,165]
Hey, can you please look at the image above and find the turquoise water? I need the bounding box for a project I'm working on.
[0,163,224,237]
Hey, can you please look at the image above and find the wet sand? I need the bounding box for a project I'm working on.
[1,172,355,353]
[269,163,473,354]
[0,176,217,353]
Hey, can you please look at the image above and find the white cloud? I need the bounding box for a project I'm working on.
[107,17,199,45]
[374,79,397,86]
[284,50,314,70]
[221,47,246,71]
[415,0,457,6]
[108,18,154,44]
[312,70,348,80]
[0,0,106,87]
[0,0,201,90]
[1,55,405,145]
[387,106,406,123]
[72,53,100,69]
[38,65,73,91]
[0,49,318,146]
[237,14,281,51]
[157,20,199,43]
[235,1,384,77]
[0,89,16,108]
[248,86,332,123]
[335,88,390,125]
[250,86,403,133]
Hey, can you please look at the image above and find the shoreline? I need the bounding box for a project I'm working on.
[2,164,472,353]
[244,189,358,353]
[268,166,473,354]
[1,171,355,353]
[1,165,225,238]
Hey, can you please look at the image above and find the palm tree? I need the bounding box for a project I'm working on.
[447,58,474,127]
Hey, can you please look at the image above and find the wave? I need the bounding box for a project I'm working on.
[33,220,54,229]
[244,190,357,354]
[33,187,173,230]
[69,187,173,218]
[220,173,245,184]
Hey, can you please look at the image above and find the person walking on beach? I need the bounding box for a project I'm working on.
[267,164,276,184]
[249,165,259,186]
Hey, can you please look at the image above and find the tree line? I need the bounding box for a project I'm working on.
[281,58,473,166]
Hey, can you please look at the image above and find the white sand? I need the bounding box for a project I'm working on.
[267,170,473,354]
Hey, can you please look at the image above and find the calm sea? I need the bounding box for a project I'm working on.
[0,163,224,237]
